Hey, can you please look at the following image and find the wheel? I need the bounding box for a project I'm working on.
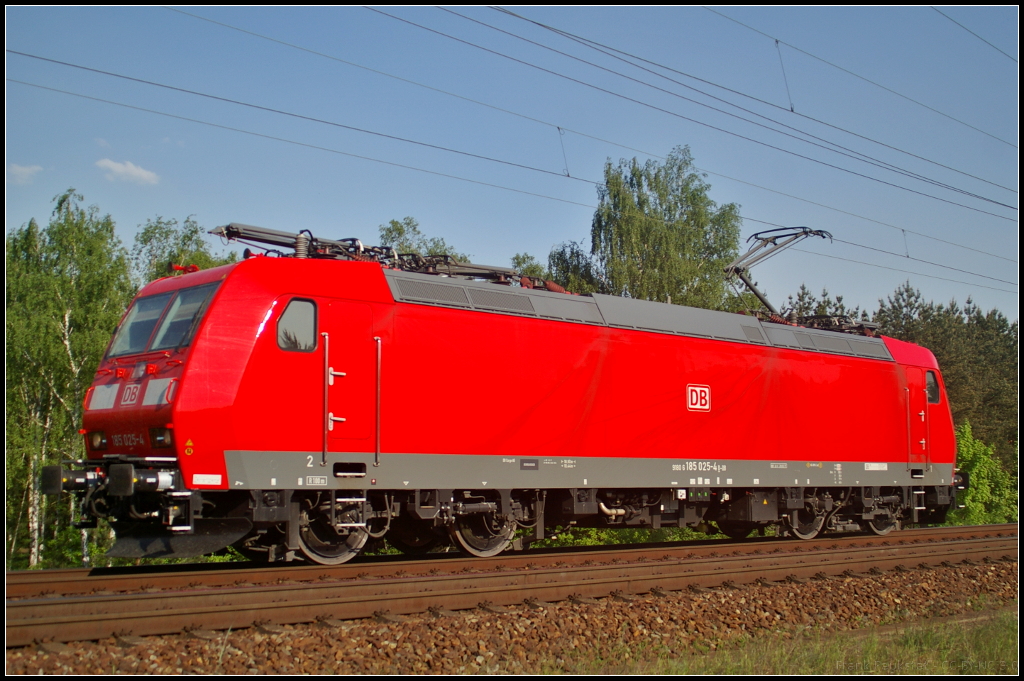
[387,517,444,555]
[866,517,897,536]
[717,521,753,540]
[787,506,824,540]
[449,514,514,558]
[297,507,368,565]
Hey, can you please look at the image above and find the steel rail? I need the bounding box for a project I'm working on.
[6,533,1016,647]
[7,524,1012,600]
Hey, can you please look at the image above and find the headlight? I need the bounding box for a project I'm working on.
[149,427,173,448]
[87,431,107,450]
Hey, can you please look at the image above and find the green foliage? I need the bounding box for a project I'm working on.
[510,252,549,280]
[874,282,1018,467]
[531,525,715,549]
[948,423,1018,525]
[785,283,865,319]
[548,240,603,295]
[378,217,470,262]
[6,189,135,569]
[132,216,237,285]
[549,146,742,309]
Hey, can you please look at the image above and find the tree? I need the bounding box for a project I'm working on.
[132,216,237,286]
[550,146,743,309]
[378,217,470,262]
[6,190,134,568]
[784,284,864,319]
[510,252,549,280]
[948,423,1017,525]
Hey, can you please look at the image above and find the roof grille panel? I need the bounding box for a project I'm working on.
[468,288,536,314]
[396,279,470,307]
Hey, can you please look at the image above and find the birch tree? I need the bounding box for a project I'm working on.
[549,146,743,309]
[5,190,134,568]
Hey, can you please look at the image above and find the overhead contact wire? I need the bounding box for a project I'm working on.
[162,6,658,161]
[366,7,1017,220]
[931,7,1018,63]
[702,6,1018,149]
[442,7,1012,207]
[790,248,1018,294]
[491,5,1016,194]
[12,77,1014,290]
[6,79,595,210]
[164,7,1017,262]
[6,49,591,185]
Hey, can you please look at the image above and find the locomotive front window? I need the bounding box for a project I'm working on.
[108,292,174,357]
[150,283,220,351]
[926,371,941,404]
[278,299,317,352]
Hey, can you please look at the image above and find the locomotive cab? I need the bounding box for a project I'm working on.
[41,265,251,558]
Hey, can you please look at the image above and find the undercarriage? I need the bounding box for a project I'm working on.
[43,458,964,564]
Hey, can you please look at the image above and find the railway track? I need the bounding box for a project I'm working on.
[6,524,1016,647]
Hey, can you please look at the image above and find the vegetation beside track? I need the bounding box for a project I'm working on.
[550,608,1018,675]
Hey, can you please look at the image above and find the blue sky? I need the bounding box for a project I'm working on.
[6,7,1018,317]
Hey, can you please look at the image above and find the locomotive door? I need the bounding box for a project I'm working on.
[906,367,929,469]
[323,301,375,451]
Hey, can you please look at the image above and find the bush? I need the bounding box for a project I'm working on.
[949,423,1018,525]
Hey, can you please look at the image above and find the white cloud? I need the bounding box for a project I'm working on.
[95,138,110,147]
[95,158,159,185]
[7,164,43,185]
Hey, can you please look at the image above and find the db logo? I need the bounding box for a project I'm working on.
[121,384,141,406]
[686,384,711,412]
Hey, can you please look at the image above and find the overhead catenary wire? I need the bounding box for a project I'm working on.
[448,6,1013,206]
[490,5,1017,194]
[931,6,1017,63]
[163,6,1017,264]
[12,75,1013,292]
[791,248,1017,295]
[365,7,1017,220]
[737,213,1016,286]
[697,168,1017,264]
[7,79,596,210]
[12,76,1011,294]
[9,72,1016,288]
[7,50,595,187]
[702,6,1018,149]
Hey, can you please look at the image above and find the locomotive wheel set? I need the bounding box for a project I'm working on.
[42,224,966,565]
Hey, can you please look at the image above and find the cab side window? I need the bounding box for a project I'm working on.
[925,371,941,404]
[278,299,317,352]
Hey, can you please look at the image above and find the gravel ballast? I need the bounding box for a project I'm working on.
[6,562,1017,675]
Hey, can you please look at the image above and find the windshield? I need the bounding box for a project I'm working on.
[151,283,219,350]
[107,282,220,358]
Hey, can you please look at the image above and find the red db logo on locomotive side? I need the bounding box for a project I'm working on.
[687,384,711,412]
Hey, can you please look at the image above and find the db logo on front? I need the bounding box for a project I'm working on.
[121,384,141,406]
[687,384,711,412]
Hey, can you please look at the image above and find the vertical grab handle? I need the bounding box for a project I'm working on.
[321,332,329,467]
[904,387,911,471]
[924,387,931,471]
[374,336,381,468]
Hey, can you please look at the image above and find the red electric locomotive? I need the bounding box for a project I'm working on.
[43,224,964,564]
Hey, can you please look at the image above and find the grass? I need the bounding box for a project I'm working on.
[542,609,1019,675]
